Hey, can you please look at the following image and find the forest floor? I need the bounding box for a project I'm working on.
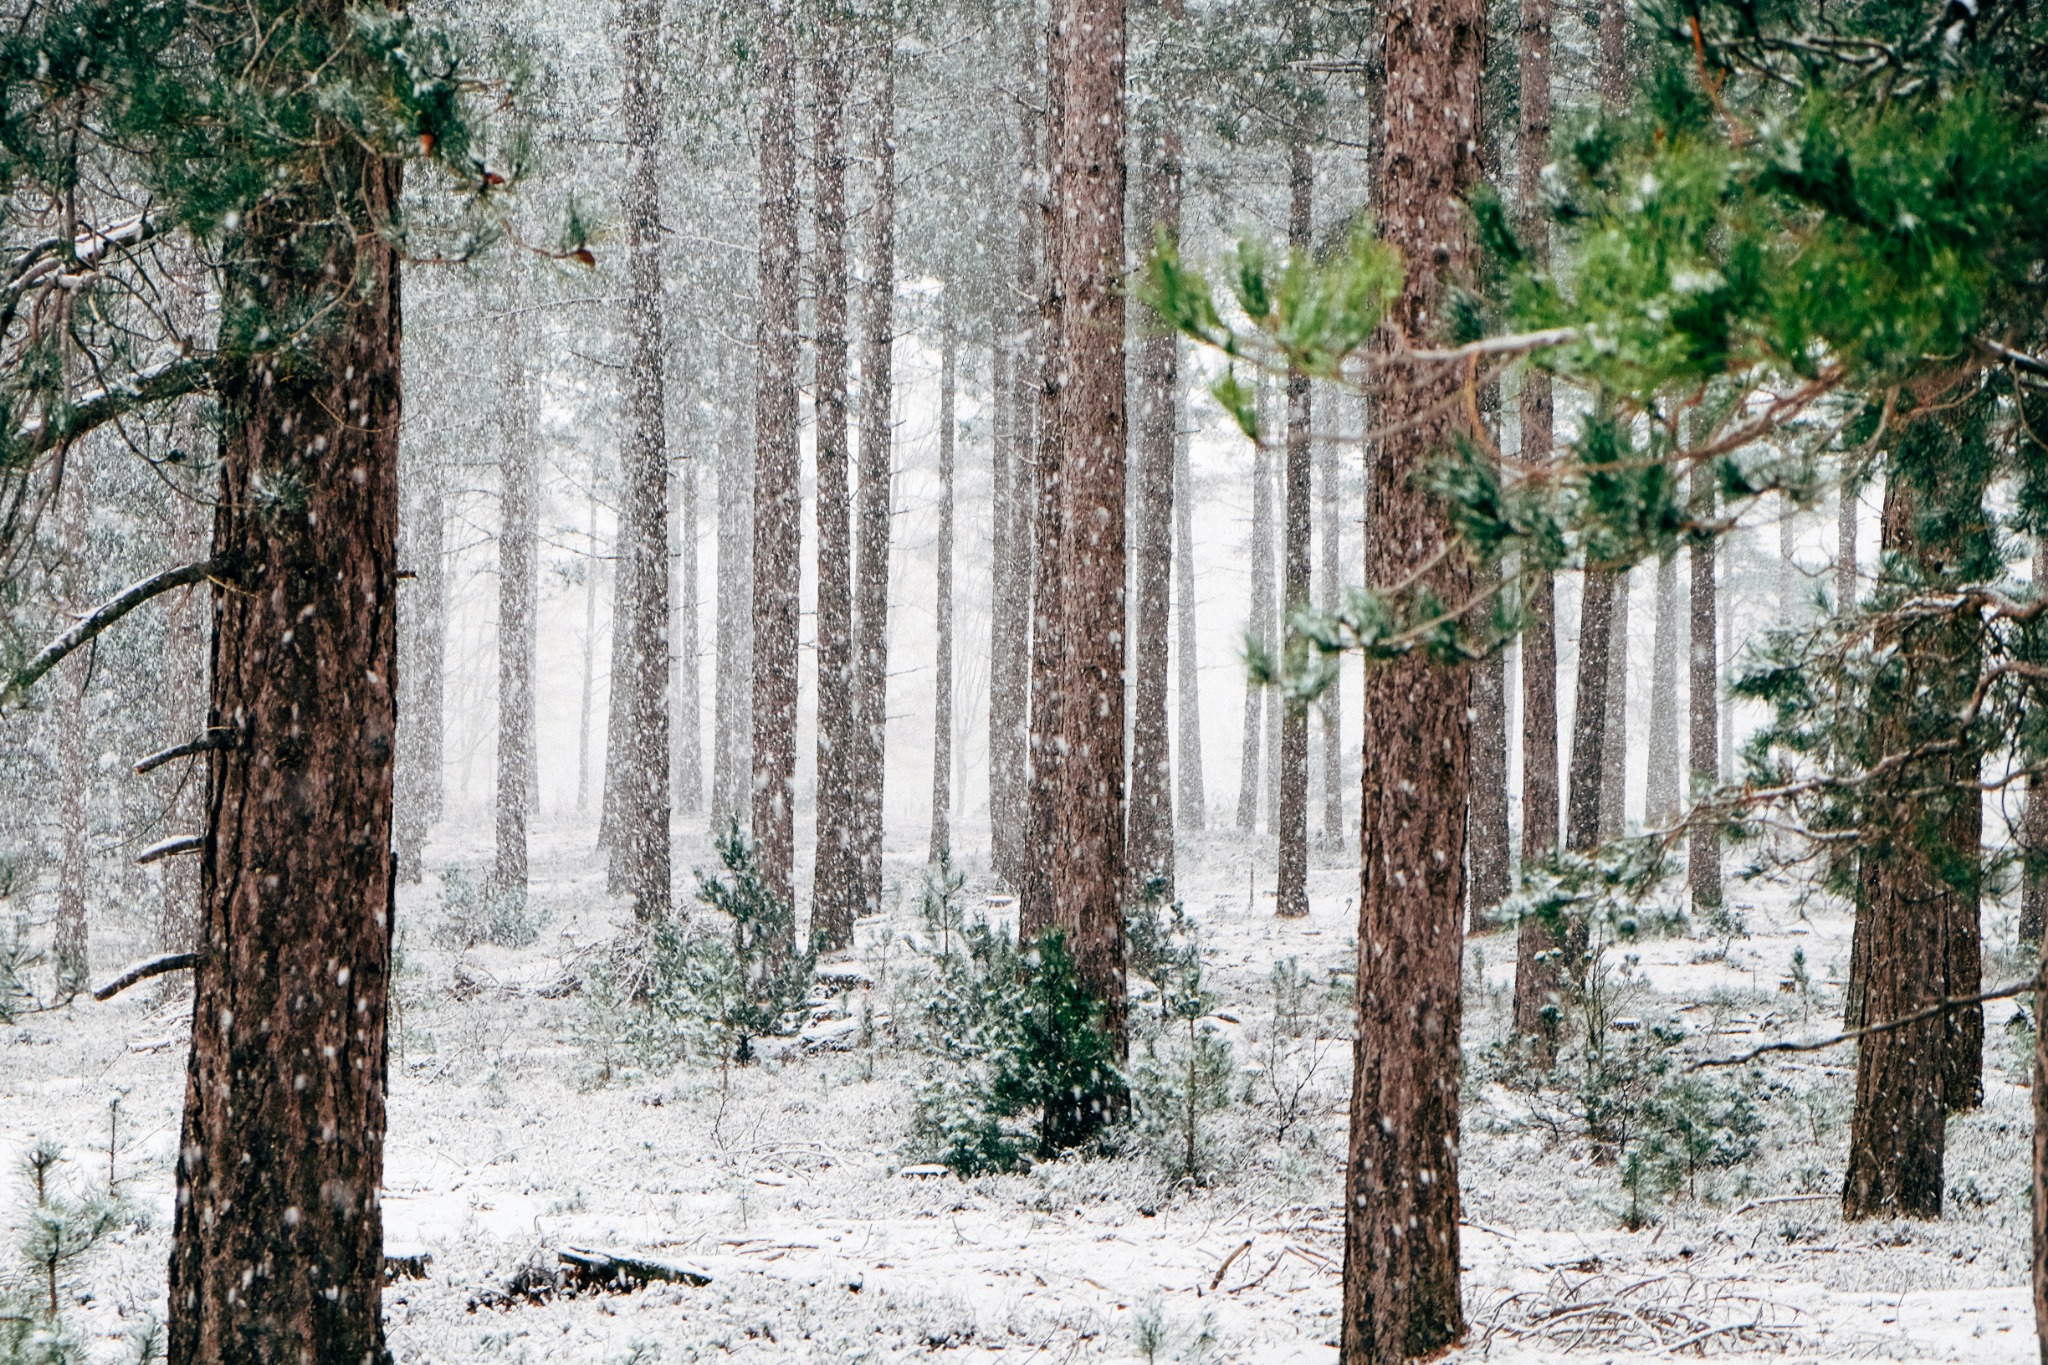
[2,814,2037,1363]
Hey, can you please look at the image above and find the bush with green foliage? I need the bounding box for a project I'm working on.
[434,867,550,950]
[2,1140,152,1365]
[1128,897,1235,1182]
[908,919,1123,1175]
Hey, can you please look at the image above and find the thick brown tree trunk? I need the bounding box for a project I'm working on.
[810,32,859,949]
[930,320,957,865]
[1276,135,1314,920]
[161,466,211,949]
[1510,0,1562,1049]
[2023,545,2048,947]
[751,0,802,906]
[167,146,401,1365]
[853,53,898,920]
[493,288,537,905]
[1567,569,1616,854]
[1127,116,1180,901]
[1041,0,1129,1056]
[1688,471,1723,913]
[1645,550,1680,826]
[608,0,672,917]
[1341,0,1481,1356]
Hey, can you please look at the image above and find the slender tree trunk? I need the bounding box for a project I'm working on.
[167,140,400,1365]
[1689,470,1723,913]
[493,288,537,904]
[1510,0,1561,1050]
[2033,1004,2048,1364]
[1021,11,1065,944]
[1318,379,1342,847]
[853,52,899,920]
[53,458,91,988]
[1127,117,1180,901]
[1341,0,1481,1355]
[1645,550,1680,826]
[751,0,802,906]
[713,363,755,833]
[1566,569,1615,854]
[1778,493,1796,624]
[811,31,859,949]
[1044,0,1129,1055]
[1174,402,1206,832]
[675,414,703,816]
[160,472,211,950]
[1719,541,1735,781]
[930,319,957,865]
[608,0,672,917]
[396,444,445,885]
[1275,135,1314,920]
[2021,538,2048,948]
[575,486,600,815]
[1238,425,1275,833]
[1598,568,1629,838]
[990,86,1040,889]
[1837,480,1858,613]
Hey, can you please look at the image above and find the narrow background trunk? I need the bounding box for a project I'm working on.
[1598,569,1629,839]
[1275,132,1314,920]
[1689,470,1723,913]
[929,320,957,866]
[713,365,754,834]
[1238,423,1274,834]
[1174,406,1206,833]
[492,291,537,905]
[1645,550,1680,826]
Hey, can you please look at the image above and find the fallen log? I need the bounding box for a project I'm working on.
[558,1246,712,1291]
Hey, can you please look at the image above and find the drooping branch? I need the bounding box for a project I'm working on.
[0,557,223,711]
[91,951,200,1002]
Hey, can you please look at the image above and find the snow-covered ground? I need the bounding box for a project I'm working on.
[2,813,2034,1363]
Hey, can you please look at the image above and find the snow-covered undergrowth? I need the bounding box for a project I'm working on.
[1,815,2033,1362]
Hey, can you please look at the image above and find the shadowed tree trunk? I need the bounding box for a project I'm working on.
[2022,538,2048,948]
[930,318,957,865]
[751,0,802,906]
[989,85,1039,889]
[1599,569,1629,838]
[492,290,537,907]
[1645,550,1680,826]
[396,440,445,886]
[1021,11,1066,944]
[1238,421,1275,834]
[811,30,859,949]
[1175,399,1206,832]
[160,467,211,949]
[1837,480,1858,613]
[1043,0,1129,1057]
[1568,568,1617,855]
[1276,132,1314,920]
[1318,388,1342,848]
[1340,0,1481,1355]
[166,124,401,1365]
[853,51,899,921]
[2034,996,2048,1362]
[1128,113,1180,901]
[53,458,92,988]
[675,433,703,817]
[1688,470,1723,914]
[712,361,754,833]
[607,0,672,917]
[1511,0,1562,1053]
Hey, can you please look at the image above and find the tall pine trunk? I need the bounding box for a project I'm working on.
[1511,0,1562,1049]
[1598,568,1629,838]
[1043,0,1129,1054]
[1688,471,1723,913]
[2021,537,2048,948]
[1174,403,1206,832]
[1566,568,1616,854]
[929,319,957,865]
[989,85,1039,889]
[1341,0,1481,1355]
[811,30,859,949]
[1645,550,1680,826]
[575,481,600,814]
[853,52,898,920]
[608,0,672,917]
[167,138,400,1365]
[53,458,91,988]
[493,287,537,905]
[1317,384,1342,846]
[160,464,211,949]
[1238,424,1274,833]
[1275,134,1314,920]
[751,0,802,906]
[674,407,703,816]
[712,361,754,833]
[1127,117,1180,900]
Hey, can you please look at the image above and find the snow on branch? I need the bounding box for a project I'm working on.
[0,558,223,712]
[91,951,199,1002]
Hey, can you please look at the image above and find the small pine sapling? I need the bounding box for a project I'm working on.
[4,1140,131,1359]
[692,820,817,1062]
[1133,905,1235,1181]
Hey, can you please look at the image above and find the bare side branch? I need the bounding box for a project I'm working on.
[1,558,222,711]
[92,951,199,1003]
[1693,973,2040,1071]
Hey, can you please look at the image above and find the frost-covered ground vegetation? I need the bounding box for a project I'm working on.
[3,816,2034,1362]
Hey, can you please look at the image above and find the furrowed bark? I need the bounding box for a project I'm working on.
[1341,0,1482,1354]
[1688,471,1723,914]
[1238,418,1275,834]
[750,0,802,907]
[1276,130,1314,921]
[811,29,859,950]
